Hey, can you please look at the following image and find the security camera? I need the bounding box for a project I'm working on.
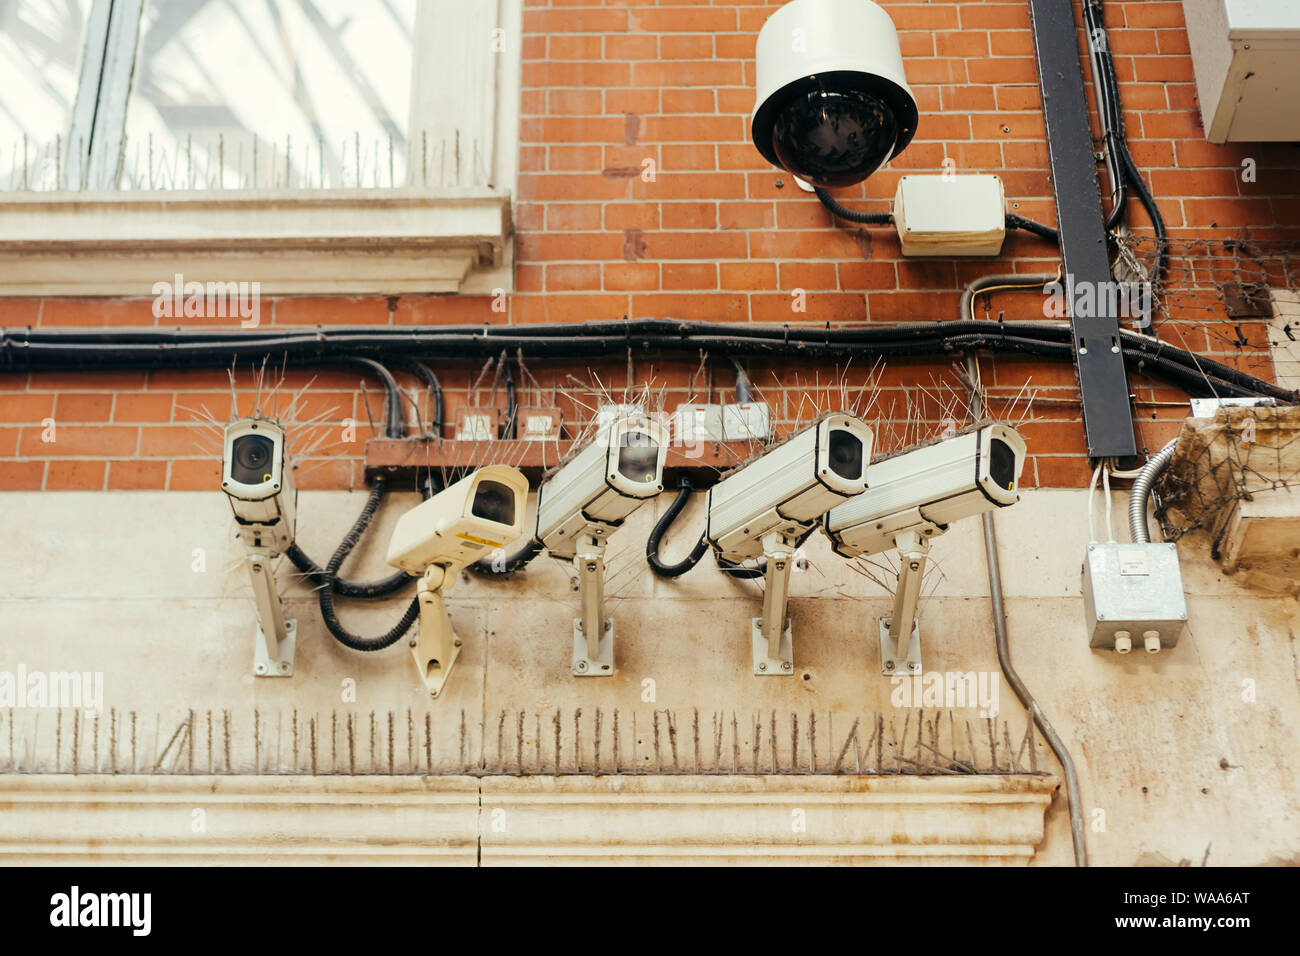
[752,0,917,188]
[538,415,668,558]
[823,424,1027,674]
[824,424,1027,557]
[222,418,295,553]
[536,415,669,676]
[387,465,530,698]
[221,417,297,678]
[705,414,873,674]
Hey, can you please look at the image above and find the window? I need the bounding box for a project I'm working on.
[0,0,520,296]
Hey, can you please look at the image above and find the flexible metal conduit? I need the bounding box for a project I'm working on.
[964,351,1088,867]
[1129,439,1178,544]
[959,273,1059,324]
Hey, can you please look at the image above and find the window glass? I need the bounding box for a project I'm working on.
[121,0,417,190]
[0,0,92,190]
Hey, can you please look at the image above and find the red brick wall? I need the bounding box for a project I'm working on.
[2,0,1296,492]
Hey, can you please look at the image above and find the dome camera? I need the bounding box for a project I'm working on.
[752,0,917,188]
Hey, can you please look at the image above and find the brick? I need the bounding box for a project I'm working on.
[108,459,169,490]
[45,459,106,491]
[0,461,44,489]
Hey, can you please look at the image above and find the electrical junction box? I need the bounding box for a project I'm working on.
[456,407,499,441]
[674,403,724,444]
[1183,0,1300,143]
[1083,542,1188,653]
[722,402,772,442]
[518,407,563,441]
[893,174,1006,257]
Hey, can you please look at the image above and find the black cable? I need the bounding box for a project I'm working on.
[1003,213,1060,244]
[502,359,518,439]
[285,478,414,599]
[5,321,1293,402]
[398,359,444,435]
[469,535,546,576]
[314,475,418,651]
[813,187,893,224]
[729,357,755,403]
[646,475,708,578]
[1117,141,1168,290]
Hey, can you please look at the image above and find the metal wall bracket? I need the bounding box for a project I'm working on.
[246,552,294,678]
[878,531,929,676]
[752,531,797,675]
[413,567,462,700]
[572,536,614,676]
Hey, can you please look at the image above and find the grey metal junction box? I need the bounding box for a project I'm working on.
[1083,542,1189,653]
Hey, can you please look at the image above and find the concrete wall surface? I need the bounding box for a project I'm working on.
[0,487,1296,866]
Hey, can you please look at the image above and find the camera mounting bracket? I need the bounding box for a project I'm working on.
[878,528,934,676]
[752,530,798,675]
[572,533,614,676]
[247,550,295,678]
[413,565,461,700]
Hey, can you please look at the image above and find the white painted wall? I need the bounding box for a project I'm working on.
[0,488,1296,865]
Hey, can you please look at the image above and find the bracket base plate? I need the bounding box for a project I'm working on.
[751,617,793,675]
[412,629,462,700]
[879,617,922,676]
[572,619,614,676]
[253,619,296,678]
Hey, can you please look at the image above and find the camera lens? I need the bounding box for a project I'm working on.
[989,438,1017,490]
[616,432,660,483]
[229,434,275,485]
[827,429,864,480]
[472,480,515,525]
[771,88,897,188]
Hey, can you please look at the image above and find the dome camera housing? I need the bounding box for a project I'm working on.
[752,0,917,188]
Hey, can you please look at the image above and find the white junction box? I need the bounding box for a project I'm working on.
[674,403,724,444]
[1083,542,1189,654]
[893,174,1006,257]
[1183,0,1300,143]
[722,402,772,442]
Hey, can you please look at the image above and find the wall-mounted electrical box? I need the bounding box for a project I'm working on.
[893,174,1006,257]
[456,407,500,441]
[1183,0,1300,143]
[518,407,563,441]
[674,403,724,444]
[1083,542,1188,654]
[722,402,772,442]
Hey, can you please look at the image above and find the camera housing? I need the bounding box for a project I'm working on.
[823,424,1027,557]
[537,415,669,559]
[387,465,530,576]
[222,418,295,554]
[707,414,873,561]
[752,0,917,188]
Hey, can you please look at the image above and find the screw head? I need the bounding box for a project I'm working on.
[758,662,767,671]
[255,663,266,675]
[453,639,462,647]
[409,639,417,647]
[430,689,438,698]
[781,661,792,671]
[576,660,588,672]
[885,661,895,671]
[279,662,290,673]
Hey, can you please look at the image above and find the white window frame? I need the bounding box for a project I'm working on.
[0,0,521,296]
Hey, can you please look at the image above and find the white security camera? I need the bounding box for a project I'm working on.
[705,414,873,674]
[387,464,530,698]
[752,0,917,188]
[823,424,1027,674]
[221,417,297,678]
[536,415,669,676]
[222,418,295,553]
